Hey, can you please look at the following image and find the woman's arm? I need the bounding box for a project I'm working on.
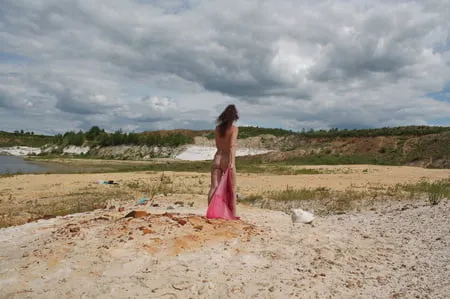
[229,126,238,168]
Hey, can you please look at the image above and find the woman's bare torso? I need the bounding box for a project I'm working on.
[212,126,237,170]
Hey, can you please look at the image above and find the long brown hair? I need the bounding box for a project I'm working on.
[216,104,239,137]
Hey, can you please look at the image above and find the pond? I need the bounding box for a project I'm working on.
[0,155,49,174]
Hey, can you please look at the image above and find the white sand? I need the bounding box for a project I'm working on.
[0,146,90,156]
[62,146,90,155]
[0,146,42,156]
[0,198,448,298]
[176,145,272,161]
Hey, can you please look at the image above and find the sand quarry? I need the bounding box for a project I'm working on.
[0,164,449,298]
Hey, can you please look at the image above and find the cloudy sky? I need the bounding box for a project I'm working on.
[1,0,450,135]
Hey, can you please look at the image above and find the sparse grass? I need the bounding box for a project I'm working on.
[237,164,323,175]
[149,173,175,196]
[27,157,212,174]
[0,170,207,228]
[239,179,450,215]
[0,188,131,228]
[23,156,327,175]
[394,179,450,206]
[239,186,365,215]
[32,192,116,217]
[277,154,398,166]
[268,186,330,201]
[124,173,175,198]
[125,181,141,190]
[0,173,18,178]
[239,193,263,204]
[0,169,24,178]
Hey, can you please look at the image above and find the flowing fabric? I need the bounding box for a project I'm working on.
[206,168,240,220]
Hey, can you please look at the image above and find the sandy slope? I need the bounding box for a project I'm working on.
[0,196,449,299]
[175,145,272,161]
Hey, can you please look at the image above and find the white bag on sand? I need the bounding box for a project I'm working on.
[290,208,315,224]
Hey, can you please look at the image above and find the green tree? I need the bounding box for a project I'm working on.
[86,126,102,140]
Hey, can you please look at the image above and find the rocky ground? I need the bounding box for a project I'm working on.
[0,195,449,299]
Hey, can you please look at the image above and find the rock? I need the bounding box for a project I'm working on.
[290,208,315,224]
[167,206,175,210]
[124,211,148,218]
[177,219,187,226]
[194,225,203,231]
[269,286,275,292]
[118,207,125,212]
[69,227,80,233]
[164,212,174,219]
[140,228,153,235]
[174,201,184,206]
[172,282,190,291]
[27,215,56,223]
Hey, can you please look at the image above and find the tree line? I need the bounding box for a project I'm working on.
[297,126,450,138]
[207,125,450,139]
[2,125,449,148]
[54,126,193,147]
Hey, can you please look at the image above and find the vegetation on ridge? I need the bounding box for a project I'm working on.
[2,125,450,148]
[1,125,449,168]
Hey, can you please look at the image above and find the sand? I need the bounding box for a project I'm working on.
[0,147,41,156]
[1,165,449,203]
[175,145,272,161]
[0,165,449,298]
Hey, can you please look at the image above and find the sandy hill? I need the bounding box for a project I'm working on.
[1,196,448,298]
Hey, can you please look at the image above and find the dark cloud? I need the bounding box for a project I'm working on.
[53,89,101,115]
[0,0,449,134]
[0,88,16,109]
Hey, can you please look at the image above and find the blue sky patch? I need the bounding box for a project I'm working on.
[427,83,450,102]
[0,52,32,64]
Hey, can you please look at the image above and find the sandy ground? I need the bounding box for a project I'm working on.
[1,164,449,226]
[0,165,449,298]
[2,164,449,202]
[0,197,449,298]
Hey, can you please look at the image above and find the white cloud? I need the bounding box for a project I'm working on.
[0,0,449,134]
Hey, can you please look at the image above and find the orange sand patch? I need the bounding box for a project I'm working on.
[132,213,258,256]
[40,211,259,258]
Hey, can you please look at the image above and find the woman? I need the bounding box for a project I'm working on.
[207,104,239,212]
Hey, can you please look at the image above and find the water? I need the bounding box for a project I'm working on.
[0,156,49,174]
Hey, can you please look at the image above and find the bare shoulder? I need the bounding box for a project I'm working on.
[232,125,239,132]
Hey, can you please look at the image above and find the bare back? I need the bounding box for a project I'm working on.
[215,125,238,153]
[211,125,238,171]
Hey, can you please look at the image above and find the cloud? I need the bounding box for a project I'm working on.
[0,0,449,134]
